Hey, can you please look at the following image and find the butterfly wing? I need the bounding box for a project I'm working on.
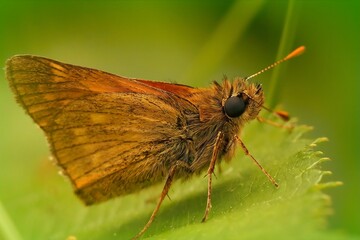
[135,79,201,98]
[6,55,198,204]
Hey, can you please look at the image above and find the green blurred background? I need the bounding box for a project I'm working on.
[0,0,359,239]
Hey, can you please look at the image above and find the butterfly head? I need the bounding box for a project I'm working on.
[222,46,305,122]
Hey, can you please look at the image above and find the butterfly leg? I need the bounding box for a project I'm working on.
[234,135,279,188]
[202,131,224,222]
[133,160,191,239]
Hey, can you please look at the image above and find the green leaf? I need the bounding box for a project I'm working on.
[1,120,345,240]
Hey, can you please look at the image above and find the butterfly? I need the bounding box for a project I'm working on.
[5,46,304,239]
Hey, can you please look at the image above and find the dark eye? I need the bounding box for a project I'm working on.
[224,96,246,118]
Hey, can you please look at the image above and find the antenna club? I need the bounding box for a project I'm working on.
[285,46,306,60]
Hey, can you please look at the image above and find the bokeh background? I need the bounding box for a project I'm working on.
[0,0,359,239]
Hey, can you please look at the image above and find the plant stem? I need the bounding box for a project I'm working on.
[268,0,301,107]
[0,201,23,240]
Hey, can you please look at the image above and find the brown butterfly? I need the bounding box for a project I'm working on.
[5,46,304,239]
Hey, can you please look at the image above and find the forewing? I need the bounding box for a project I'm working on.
[136,79,201,99]
[5,55,198,204]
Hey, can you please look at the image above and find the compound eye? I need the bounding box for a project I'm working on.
[224,96,246,118]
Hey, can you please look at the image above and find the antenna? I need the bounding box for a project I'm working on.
[245,46,305,81]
